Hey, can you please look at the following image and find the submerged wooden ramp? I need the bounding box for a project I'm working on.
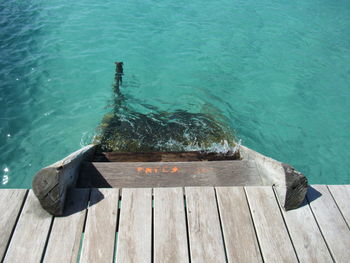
[1,185,349,263]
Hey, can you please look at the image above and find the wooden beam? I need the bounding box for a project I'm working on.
[240,146,308,210]
[97,151,240,162]
[78,160,262,188]
[32,144,96,216]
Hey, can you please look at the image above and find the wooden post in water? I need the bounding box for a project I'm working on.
[114,62,123,96]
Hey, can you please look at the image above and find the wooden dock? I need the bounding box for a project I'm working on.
[1,185,349,263]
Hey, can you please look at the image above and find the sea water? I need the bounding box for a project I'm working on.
[1,0,350,188]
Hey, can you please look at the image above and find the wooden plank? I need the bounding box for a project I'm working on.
[80,188,119,263]
[245,186,298,263]
[328,185,350,225]
[3,190,52,263]
[154,187,189,263]
[185,187,226,263]
[274,187,333,263]
[78,160,262,188]
[216,187,262,263]
[308,185,350,263]
[96,151,239,162]
[116,188,152,263]
[0,189,27,261]
[43,189,89,263]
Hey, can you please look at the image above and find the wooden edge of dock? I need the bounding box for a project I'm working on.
[239,146,308,210]
[32,144,307,215]
[32,144,97,216]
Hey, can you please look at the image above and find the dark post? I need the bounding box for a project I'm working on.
[115,61,123,88]
[113,61,124,109]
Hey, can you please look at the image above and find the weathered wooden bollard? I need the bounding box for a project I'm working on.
[32,144,96,215]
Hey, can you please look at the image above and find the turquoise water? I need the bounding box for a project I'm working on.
[1,0,350,188]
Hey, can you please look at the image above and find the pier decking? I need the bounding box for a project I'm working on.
[1,185,349,263]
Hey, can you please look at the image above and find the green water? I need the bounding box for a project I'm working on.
[1,0,350,188]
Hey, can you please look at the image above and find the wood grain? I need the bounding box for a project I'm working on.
[245,186,298,263]
[185,187,226,263]
[97,151,239,162]
[3,190,52,263]
[308,185,350,263]
[154,187,189,263]
[275,187,332,263]
[79,160,262,188]
[327,185,350,225]
[116,188,152,263]
[80,188,119,263]
[0,189,27,261]
[216,187,262,263]
[43,189,89,263]
[32,144,96,215]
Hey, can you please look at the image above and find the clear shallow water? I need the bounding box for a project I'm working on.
[1,0,350,188]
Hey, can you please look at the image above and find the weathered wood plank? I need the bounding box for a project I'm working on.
[154,187,189,263]
[3,190,52,263]
[245,186,298,263]
[185,187,226,263]
[116,188,152,263]
[328,185,350,225]
[0,189,27,261]
[308,185,350,263]
[96,151,239,162]
[216,187,262,263]
[80,188,119,263]
[79,160,262,188]
[274,187,332,263]
[43,189,89,263]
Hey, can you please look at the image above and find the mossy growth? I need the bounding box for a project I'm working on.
[94,106,237,153]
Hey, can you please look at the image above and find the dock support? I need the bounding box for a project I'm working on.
[239,146,308,210]
[32,144,96,215]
